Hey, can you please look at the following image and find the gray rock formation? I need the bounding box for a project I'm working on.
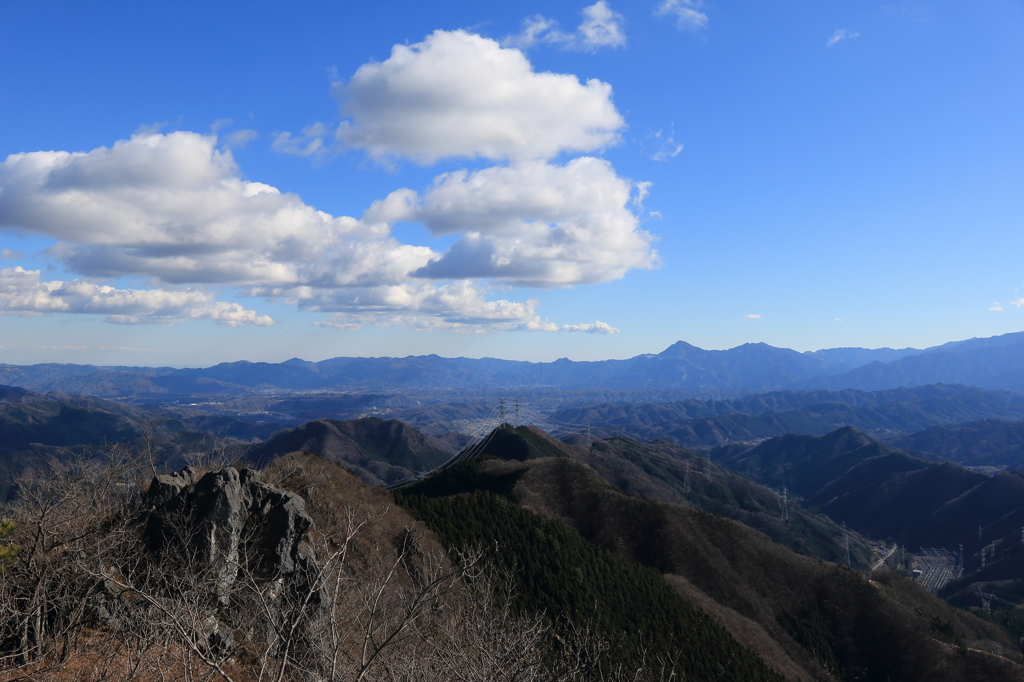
[143,466,322,655]
[145,466,318,593]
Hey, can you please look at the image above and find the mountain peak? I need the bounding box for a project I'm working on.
[659,340,701,356]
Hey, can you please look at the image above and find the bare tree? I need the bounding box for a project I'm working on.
[0,449,683,682]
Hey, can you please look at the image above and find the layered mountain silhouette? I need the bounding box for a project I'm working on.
[248,417,455,485]
[548,384,1024,451]
[2,382,1022,681]
[792,333,1024,392]
[3,330,1023,395]
[0,385,283,472]
[713,427,1024,570]
[393,423,1023,682]
[886,418,1024,470]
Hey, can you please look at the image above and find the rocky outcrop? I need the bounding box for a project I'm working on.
[145,466,318,595]
[142,466,322,655]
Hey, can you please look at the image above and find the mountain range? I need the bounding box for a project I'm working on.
[392,424,1023,681]
[548,384,1024,460]
[3,331,1024,396]
[1,375,1022,680]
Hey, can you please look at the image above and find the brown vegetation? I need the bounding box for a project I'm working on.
[0,450,681,681]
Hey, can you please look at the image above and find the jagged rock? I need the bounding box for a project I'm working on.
[145,466,317,594]
[143,466,322,656]
[143,466,197,550]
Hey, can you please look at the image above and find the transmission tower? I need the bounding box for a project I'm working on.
[683,460,690,495]
[842,522,851,567]
[982,545,986,568]
[513,397,521,426]
[497,398,507,425]
[586,421,591,445]
[958,544,964,572]
[781,487,789,522]
[979,525,983,548]
[978,589,992,615]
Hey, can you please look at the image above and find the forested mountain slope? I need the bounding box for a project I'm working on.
[398,446,1022,682]
[714,427,1024,577]
[885,418,1024,470]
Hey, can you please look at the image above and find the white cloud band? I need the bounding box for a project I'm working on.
[0,267,273,325]
[1,131,651,331]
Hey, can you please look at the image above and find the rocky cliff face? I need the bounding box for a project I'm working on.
[143,466,322,653]
[146,466,316,588]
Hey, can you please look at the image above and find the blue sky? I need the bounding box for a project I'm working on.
[1,0,1022,366]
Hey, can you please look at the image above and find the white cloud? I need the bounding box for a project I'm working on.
[744,313,762,319]
[655,0,708,32]
[507,2,626,53]
[0,267,273,325]
[633,181,652,209]
[1,249,21,260]
[373,157,658,288]
[221,129,258,149]
[331,29,625,163]
[0,131,645,332]
[578,2,626,49]
[834,317,843,322]
[310,281,555,333]
[990,302,1003,311]
[559,320,619,334]
[0,132,413,288]
[827,29,860,47]
[271,123,330,157]
[1010,299,1023,309]
[647,128,684,161]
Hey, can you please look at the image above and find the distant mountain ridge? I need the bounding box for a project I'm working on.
[548,384,1024,450]
[2,331,1023,395]
[712,426,1024,578]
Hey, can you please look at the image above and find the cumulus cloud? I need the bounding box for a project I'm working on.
[1,249,21,260]
[371,157,658,288]
[0,131,648,331]
[0,267,273,325]
[744,313,762,319]
[827,29,860,46]
[655,0,708,32]
[0,132,434,292]
[331,29,625,164]
[559,320,619,333]
[990,302,1003,311]
[507,2,626,52]
[1011,299,1024,309]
